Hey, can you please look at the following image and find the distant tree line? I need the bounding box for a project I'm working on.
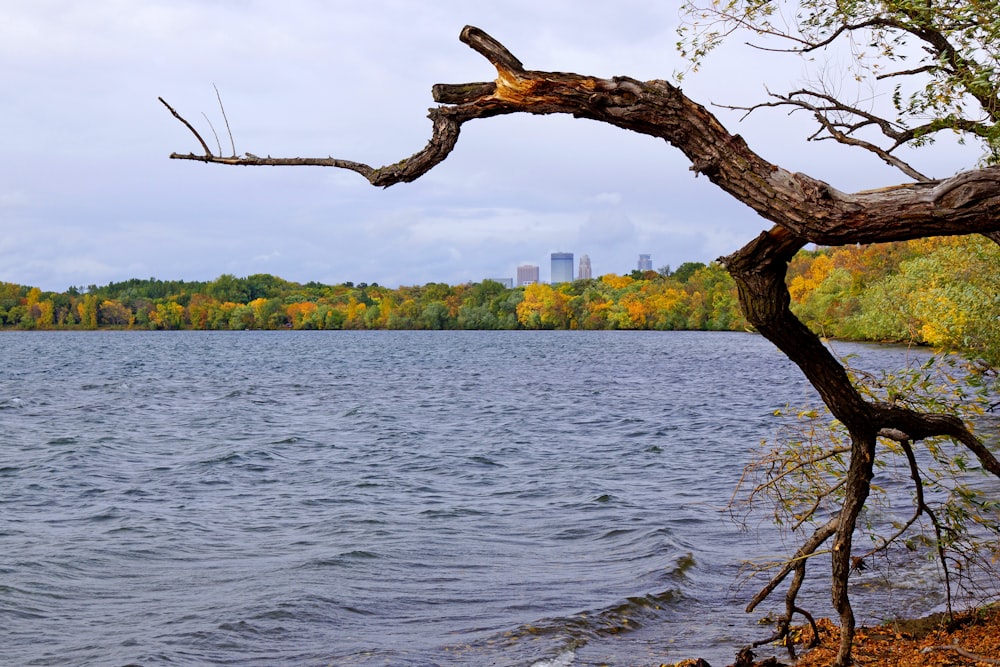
[2,236,996,361]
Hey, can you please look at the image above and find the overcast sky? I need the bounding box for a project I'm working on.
[0,1,983,291]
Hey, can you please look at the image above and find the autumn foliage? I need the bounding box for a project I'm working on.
[0,262,745,333]
[789,606,1000,667]
[2,236,997,360]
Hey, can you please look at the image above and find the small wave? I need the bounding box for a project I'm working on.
[339,550,380,559]
[468,455,502,467]
[494,551,697,655]
[298,550,383,569]
[249,397,280,405]
[419,507,488,520]
[673,553,697,576]
[217,619,284,637]
[89,506,122,522]
[198,452,243,465]
[531,648,576,667]
[552,526,595,541]
[506,587,684,650]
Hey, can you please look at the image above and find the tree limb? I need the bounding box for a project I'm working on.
[162,26,1000,246]
[877,406,1000,478]
[746,517,838,613]
[159,97,213,157]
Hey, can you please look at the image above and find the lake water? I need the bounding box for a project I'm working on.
[0,330,957,666]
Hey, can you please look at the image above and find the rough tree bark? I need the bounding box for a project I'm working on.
[163,26,1000,667]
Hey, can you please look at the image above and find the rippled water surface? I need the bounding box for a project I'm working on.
[0,331,949,666]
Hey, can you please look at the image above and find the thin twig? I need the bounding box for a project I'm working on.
[201,112,223,156]
[214,83,236,157]
[158,97,213,156]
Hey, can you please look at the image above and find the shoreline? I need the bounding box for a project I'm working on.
[669,605,1000,667]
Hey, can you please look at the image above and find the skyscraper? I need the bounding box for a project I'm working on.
[638,254,653,272]
[578,254,592,280]
[550,252,574,284]
[517,264,539,286]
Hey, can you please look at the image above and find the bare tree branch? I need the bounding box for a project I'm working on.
[718,89,933,182]
[162,27,1000,246]
[159,97,213,157]
[214,83,236,157]
[746,517,838,613]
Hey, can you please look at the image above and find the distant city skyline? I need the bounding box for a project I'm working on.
[500,251,655,286]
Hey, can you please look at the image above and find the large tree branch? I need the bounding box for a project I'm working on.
[161,97,461,187]
[876,406,1000,478]
[163,26,1000,247]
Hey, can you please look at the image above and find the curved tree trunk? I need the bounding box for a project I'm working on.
[721,226,883,665]
[163,26,1000,666]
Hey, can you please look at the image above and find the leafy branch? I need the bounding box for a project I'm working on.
[731,352,1000,656]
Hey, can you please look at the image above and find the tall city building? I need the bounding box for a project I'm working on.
[578,254,592,280]
[638,254,653,272]
[516,264,539,286]
[550,252,574,284]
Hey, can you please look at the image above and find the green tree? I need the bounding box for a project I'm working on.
[457,304,498,329]
[245,273,291,300]
[671,261,706,284]
[465,279,507,308]
[228,304,254,330]
[856,236,1000,364]
[206,274,249,304]
[419,301,451,330]
[6,304,27,328]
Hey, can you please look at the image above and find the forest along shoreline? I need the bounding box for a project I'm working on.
[1,236,997,373]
